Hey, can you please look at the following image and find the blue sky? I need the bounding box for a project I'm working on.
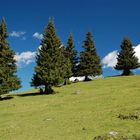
[1,0,140,91]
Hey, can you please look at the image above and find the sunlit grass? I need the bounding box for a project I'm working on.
[0,75,140,140]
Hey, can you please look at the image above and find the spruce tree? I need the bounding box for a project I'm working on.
[63,46,72,85]
[0,19,21,97]
[31,19,66,94]
[65,34,78,77]
[115,38,140,75]
[79,32,102,81]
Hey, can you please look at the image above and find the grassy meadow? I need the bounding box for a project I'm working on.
[0,76,140,140]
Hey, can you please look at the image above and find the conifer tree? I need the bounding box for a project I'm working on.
[31,19,66,94]
[79,32,102,81]
[115,38,140,75]
[65,34,78,77]
[63,46,72,85]
[0,19,21,97]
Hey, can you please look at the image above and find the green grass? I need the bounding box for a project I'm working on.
[0,76,140,140]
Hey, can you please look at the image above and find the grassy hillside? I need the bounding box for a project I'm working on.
[0,76,140,140]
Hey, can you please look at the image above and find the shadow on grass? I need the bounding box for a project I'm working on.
[16,92,46,97]
[0,96,14,101]
[16,91,56,97]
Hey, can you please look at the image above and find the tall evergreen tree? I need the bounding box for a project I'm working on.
[78,32,102,81]
[115,38,140,75]
[65,34,78,77]
[63,46,72,85]
[31,19,66,94]
[0,19,21,97]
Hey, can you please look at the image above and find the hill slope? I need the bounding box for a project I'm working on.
[0,76,140,140]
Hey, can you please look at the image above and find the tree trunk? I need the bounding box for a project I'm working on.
[39,88,44,94]
[64,78,69,85]
[122,69,133,76]
[85,75,88,81]
[44,84,54,94]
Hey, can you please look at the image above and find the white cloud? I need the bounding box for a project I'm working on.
[102,44,140,68]
[14,51,36,68]
[134,44,140,63]
[9,31,26,37]
[102,50,118,68]
[33,32,43,40]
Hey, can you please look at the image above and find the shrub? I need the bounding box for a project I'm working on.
[118,113,139,120]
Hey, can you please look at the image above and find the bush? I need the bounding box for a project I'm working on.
[118,113,139,120]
